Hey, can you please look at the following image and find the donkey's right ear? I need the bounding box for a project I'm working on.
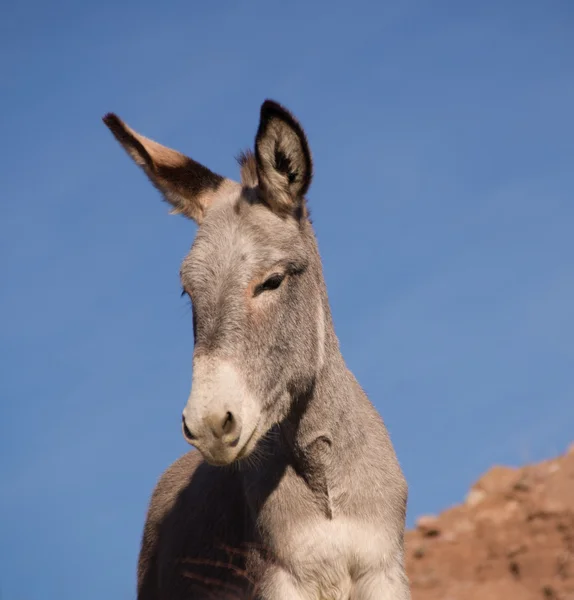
[103,113,236,224]
[255,100,313,215]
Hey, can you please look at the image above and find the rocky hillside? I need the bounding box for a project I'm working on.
[406,444,574,600]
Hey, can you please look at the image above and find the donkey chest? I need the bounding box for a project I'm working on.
[251,477,384,592]
[263,516,390,600]
[244,443,389,596]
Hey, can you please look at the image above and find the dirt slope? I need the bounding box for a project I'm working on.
[406,444,574,600]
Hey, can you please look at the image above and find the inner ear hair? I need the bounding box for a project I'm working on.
[254,100,313,214]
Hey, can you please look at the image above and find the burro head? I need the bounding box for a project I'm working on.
[104,100,327,466]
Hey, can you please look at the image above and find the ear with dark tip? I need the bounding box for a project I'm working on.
[254,100,313,214]
[102,113,236,223]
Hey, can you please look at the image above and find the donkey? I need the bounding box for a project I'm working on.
[103,100,410,600]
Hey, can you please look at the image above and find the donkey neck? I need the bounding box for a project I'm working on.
[283,302,359,457]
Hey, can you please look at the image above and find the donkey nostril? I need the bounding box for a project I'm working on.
[205,411,240,442]
[222,411,235,436]
[182,415,196,442]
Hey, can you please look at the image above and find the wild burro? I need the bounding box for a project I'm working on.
[103,100,410,600]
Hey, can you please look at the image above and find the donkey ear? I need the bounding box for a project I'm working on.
[103,113,234,223]
[254,100,313,214]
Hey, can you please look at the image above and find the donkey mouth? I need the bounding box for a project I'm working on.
[234,422,261,462]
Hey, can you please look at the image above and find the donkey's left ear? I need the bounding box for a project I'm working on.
[255,100,313,214]
[102,113,235,224]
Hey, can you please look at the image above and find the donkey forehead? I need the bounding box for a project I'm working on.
[180,191,305,290]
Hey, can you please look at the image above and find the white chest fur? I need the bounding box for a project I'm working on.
[268,516,393,600]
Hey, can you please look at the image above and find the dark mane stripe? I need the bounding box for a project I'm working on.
[236,149,258,187]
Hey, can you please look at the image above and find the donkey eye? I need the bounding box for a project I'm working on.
[254,273,285,296]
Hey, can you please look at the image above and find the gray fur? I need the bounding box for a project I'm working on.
[104,100,410,600]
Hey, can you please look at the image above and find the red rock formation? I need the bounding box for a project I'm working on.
[406,444,574,600]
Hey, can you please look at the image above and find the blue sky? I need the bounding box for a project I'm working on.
[1,0,573,598]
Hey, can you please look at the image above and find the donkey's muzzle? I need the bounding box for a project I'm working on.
[181,409,243,463]
[182,357,259,465]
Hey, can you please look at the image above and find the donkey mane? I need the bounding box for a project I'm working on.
[236,149,258,188]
